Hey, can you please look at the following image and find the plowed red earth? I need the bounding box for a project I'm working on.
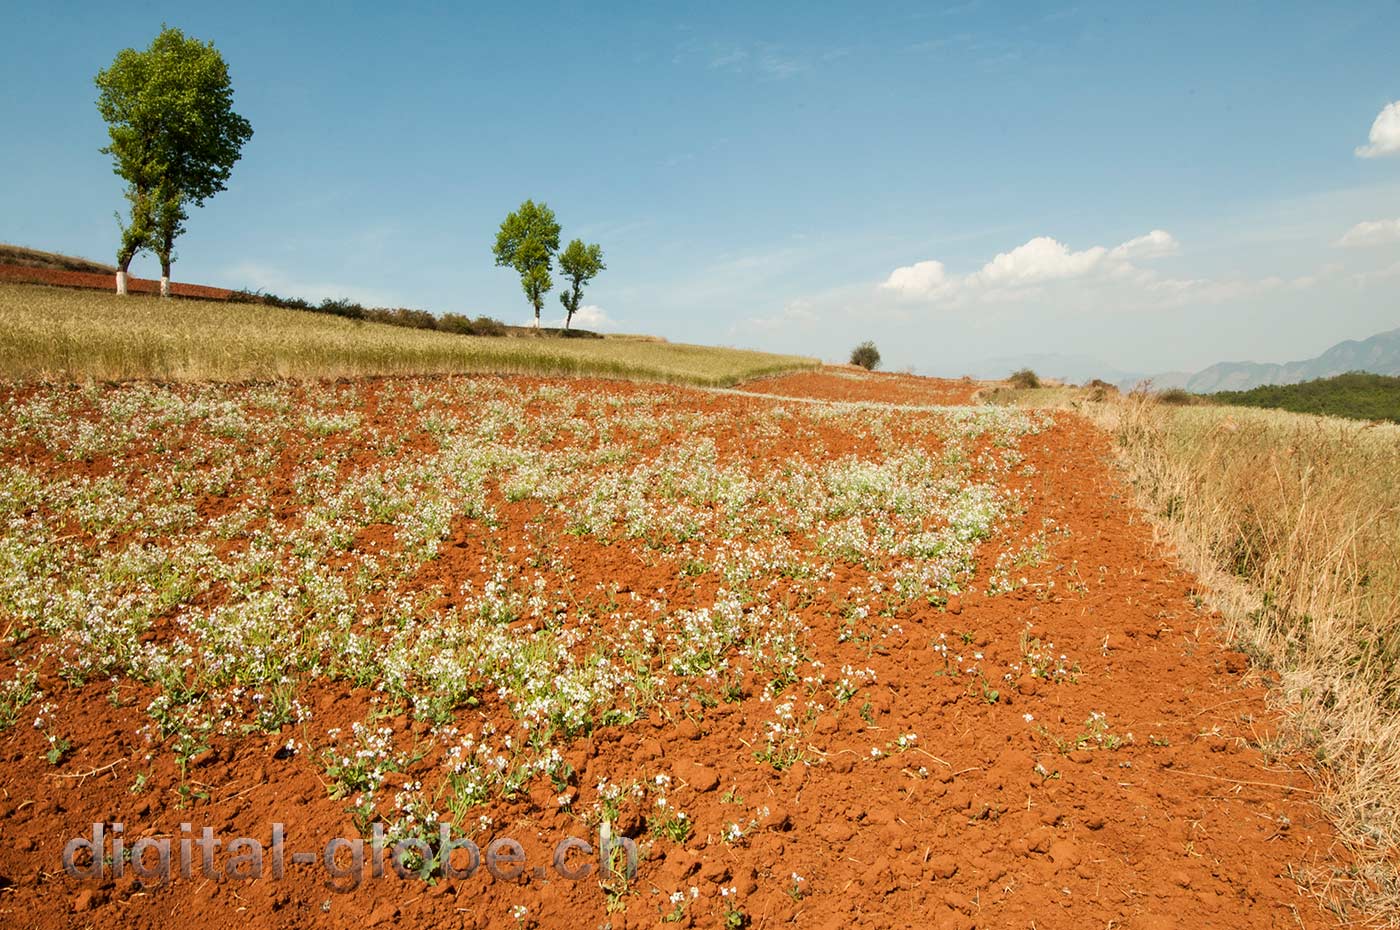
[0,263,233,300]
[0,370,1349,930]
[740,369,981,406]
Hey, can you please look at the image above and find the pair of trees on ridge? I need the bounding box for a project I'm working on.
[493,200,605,330]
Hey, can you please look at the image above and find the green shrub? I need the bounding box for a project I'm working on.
[365,307,438,330]
[1156,387,1197,406]
[439,313,508,337]
[1085,378,1118,402]
[850,341,881,370]
[1008,368,1040,389]
[317,298,367,320]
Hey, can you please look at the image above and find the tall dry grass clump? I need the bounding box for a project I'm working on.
[1094,392,1400,920]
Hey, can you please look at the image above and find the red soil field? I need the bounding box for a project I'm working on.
[741,369,983,406]
[0,371,1351,930]
[0,263,233,300]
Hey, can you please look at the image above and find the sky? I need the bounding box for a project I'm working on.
[2,0,1399,377]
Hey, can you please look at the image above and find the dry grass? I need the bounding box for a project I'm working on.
[996,384,1400,922]
[0,282,817,387]
[0,243,114,274]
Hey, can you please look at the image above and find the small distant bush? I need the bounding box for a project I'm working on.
[317,298,366,320]
[1156,387,1197,406]
[365,307,437,330]
[1008,368,1040,389]
[850,341,881,370]
[229,289,311,311]
[1085,378,1118,402]
[440,313,508,337]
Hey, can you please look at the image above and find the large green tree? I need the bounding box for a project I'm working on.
[492,200,561,327]
[95,26,252,295]
[558,239,605,330]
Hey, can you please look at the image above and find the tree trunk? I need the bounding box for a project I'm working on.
[159,255,172,298]
[564,288,579,330]
[116,271,128,296]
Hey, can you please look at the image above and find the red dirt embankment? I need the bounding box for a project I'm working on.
[0,263,233,300]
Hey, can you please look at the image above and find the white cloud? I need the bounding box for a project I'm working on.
[703,43,806,79]
[1336,217,1400,247]
[880,259,950,298]
[1356,101,1400,158]
[1353,258,1400,285]
[709,48,749,70]
[881,229,1178,302]
[757,52,805,78]
[1109,229,1179,260]
[973,236,1107,285]
[567,304,614,330]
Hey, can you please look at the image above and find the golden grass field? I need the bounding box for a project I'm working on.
[0,283,818,386]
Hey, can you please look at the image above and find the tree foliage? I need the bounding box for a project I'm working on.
[850,341,881,370]
[1211,371,1400,423]
[95,25,252,285]
[558,239,605,329]
[492,200,561,326]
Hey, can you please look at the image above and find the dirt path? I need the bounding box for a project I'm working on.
[0,370,1346,929]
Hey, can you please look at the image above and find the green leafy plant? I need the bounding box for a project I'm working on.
[45,734,72,765]
[850,341,881,370]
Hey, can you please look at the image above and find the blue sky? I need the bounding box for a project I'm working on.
[3,1,1399,376]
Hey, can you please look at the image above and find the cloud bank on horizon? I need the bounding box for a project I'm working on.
[880,229,1181,303]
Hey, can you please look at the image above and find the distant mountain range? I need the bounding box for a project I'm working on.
[1180,327,1400,392]
[949,326,1400,393]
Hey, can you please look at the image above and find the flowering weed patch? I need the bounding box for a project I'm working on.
[0,370,1361,929]
[0,377,1049,825]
